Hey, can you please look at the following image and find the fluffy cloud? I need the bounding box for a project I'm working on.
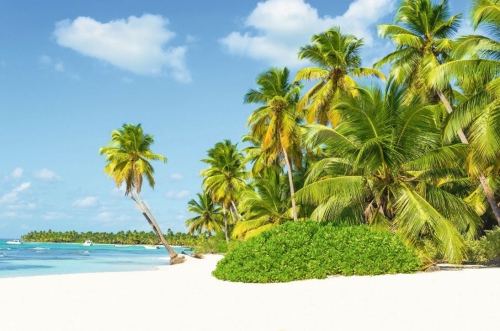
[33,169,62,181]
[169,173,183,181]
[42,212,70,220]
[11,167,24,179]
[95,211,114,221]
[0,182,31,205]
[40,55,65,72]
[330,0,397,45]
[53,14,191,82]
[166,189,191,199]
[73,196,98,208]
[219,0,396,67]
[7,203,36,210]
[39,55,80,79]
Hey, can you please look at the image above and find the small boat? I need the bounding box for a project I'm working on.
[144,245,159,250]
[6,239,22,245]
[83,240,93,246]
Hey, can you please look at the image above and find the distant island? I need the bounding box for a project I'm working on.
[21,229,196,246]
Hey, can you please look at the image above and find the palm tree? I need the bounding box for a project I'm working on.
[295,27,385,126]
[99,123,184,264]
[232,168,294,240]
[201,140,247,243]
[296,85,481,263]
[244,67,302,221]
[185,192,223,236]
[375,0,500,225]
[432,0,500,224]
[374,0,460,100]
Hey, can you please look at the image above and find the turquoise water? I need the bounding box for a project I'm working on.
[0,240,192,278]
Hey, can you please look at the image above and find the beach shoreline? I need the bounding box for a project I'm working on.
[1,254,499,331]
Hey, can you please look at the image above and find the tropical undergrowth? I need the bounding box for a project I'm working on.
[212,221,422,283]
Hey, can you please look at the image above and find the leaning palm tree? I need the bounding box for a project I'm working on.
[245,67,302,221]
[201,140,248,243]
[185,192,223,236]
[99,123,184,264]
[296,85,481,263]
[376,0,500,225]
[295,27,385,126]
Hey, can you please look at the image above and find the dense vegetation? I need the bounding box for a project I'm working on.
[213,221,421,282]
[21,229,196,246]
[187,0,500,265]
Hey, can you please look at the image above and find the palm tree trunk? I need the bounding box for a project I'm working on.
[134,193,184,264]
[282,147,298,221]
[230,200,242,220]
[438,90,500,225]
[223,206,229,243]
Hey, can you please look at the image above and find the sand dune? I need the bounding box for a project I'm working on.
[0,254,499,331]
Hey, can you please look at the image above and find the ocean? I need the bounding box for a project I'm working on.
[0,240,191,278]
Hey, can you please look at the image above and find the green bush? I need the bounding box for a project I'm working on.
[212,221,421,283]
[193,234,240,254]
[466,227,500,264]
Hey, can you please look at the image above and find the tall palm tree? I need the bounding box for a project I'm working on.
[375,0,500,225]
[201,140,247,243]
[296,85,481,263]
[232,168,294,240]
[244,67,302,221]
[295,27,385,126]
[374,0,461,100]
[432,0,500,224]
[185,192,223,236]
[99,123,184,264]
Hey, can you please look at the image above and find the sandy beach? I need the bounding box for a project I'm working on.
[0,254,499,331]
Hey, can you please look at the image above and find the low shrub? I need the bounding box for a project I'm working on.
[212,221,422,283]
[193,235,240,254]
[466,227,500,264]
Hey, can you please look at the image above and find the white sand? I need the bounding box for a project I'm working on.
[0,255,499,331]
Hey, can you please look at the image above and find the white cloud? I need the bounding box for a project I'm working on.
[219,0,396,67]
[42,212,70,220]
[33,169,62,181]
[166,189,191,199]
[0,182,31,205]
[330,0,397,45]
[111,185,126,196]
[53,14,191,82]
[7,203,36,210]
[39,55,65,72]
[11,167,23,179]
[95,211,114,221]
[73,196,98,208]
[170,173,183,181]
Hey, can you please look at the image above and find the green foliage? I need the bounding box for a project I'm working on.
[465,227,500,264]
[21,229,197,246]
[213,221,421,283]
[193,233,241,254]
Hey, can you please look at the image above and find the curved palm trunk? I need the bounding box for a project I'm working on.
[438,90,500,225]
[134,193,184,264]
[282,147,298,221]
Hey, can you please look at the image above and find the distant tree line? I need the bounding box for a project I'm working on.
[21,229,197,246]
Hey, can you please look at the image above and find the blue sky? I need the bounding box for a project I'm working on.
[0,0,471,238]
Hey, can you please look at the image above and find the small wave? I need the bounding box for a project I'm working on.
[80,250,90,255]
[0,253,5,257]
[33,247,49,251]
